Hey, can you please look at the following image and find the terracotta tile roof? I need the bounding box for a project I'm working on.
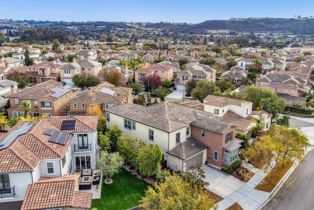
[47,116,98,133]
[21,176,92,210]
[0,116,97,173]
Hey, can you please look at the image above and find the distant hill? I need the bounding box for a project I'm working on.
[148,18,314,35]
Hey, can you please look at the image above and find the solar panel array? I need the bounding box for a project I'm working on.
[0,122,33,150]
[50,87,71,99]
[61,120,76,130]
[44,128,69,145]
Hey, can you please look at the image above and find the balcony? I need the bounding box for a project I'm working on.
[74,144,92,152]
[0,187,15,199]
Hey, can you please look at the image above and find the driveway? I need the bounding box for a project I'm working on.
[204,166,244,198]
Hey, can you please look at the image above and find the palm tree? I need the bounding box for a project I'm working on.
[0,114,8,132]
[21,101,31,117]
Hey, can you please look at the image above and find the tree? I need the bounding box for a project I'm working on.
[244,125,309,169]
[117,135,145,168]
[178,57,188,68]
[132,82,143,95]
[276,115,290,127]
[20,101,31,117]
[0,113,8,131]
[215,79,236,92]
[24,49,34,66]
[191,80,220,102]
[86,104,103,118]
[104,71,121,86]
[142,172,215,210]
[97,151,124,184]
[245,86,285,116]
[137,144,162,178]
[105,125,122,151]
[52,39,62,53]
[97,117,106,133]
[162,80,172,89]
[200,57,216,66]
[98,133,110,151]
[185,79,197,97]
[156,87,169,102]
[73,74,100,89]
[143,75,162,92]
[180,164,209,192]
[6,71,28,89]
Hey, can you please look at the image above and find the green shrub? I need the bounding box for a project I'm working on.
[222,160,242,174]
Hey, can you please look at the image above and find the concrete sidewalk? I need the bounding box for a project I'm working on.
[217,170,269,210]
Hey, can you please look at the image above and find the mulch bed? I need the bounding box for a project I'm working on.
[232,166,254,182]
[207,190,223,203]
[226,202,244,210]
[255,162,293,192]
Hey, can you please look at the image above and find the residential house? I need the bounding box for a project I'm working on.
[176,63,216,87]
[256,71,311,97]
[222,66,248,85]
[4,57,23,68]
[26,62,61,84]
[136,63,174,83]
[60,62,82,81]
[0,116,98,209]
[7,80,77,118]
[202,95,271,133]
[105,102,241,171]
[235,58,254,70]
[78,60,102,77]
[69,82,132,115]
[0,79,18,111]
[78,50,97,60]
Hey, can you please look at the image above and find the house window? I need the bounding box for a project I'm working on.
[78,134,89,149]
[214,109,219,115]
[75,156,91,170]
[47,162,54,174]
[0,174,10,190]
[73,103,77,109]
[14,98,19,105]
[106,113,110,122]
[176,132,180,144]
[148,129,154,141]
[214,152,219,161]
[41,102,52,109]
[33,112,40,117]
[225,132,233,143]
[82,103,86,109]
[201,129,205,137]
[124,118,136,130]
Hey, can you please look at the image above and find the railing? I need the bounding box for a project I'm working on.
[0,187,15,199]
[74,144,92,152]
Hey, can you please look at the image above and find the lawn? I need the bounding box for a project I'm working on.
[255,162,293,192]
[92,169,149,210]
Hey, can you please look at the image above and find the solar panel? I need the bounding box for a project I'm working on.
[48,131,69,145]
[61,120,76,130]
[43,128,54,136]
[50,87,71,99]
[0,122,33,150]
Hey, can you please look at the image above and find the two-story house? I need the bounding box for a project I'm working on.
[26,62,61,84]
[105,102,241,172]
[0,116,98,209]
[7,80,77,118]
[69,82,132,115]
[135,64,174,83]
[78,60,102,77]
[203,95,271,134]
[175,63,216,88]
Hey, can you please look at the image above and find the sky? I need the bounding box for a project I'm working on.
[1,0,314,23]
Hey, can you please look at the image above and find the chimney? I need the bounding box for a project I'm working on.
[11,85,17,94]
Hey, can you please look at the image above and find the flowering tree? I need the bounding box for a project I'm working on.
[143,75,161,91]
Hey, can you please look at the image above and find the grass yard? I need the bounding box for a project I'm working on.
[255,162,293,192]
[92,169,149,210]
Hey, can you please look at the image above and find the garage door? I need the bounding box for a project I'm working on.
[186,152,203,170]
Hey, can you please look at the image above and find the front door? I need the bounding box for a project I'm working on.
[75,156,91,171]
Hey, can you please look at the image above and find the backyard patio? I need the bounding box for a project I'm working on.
[91,169,149,210]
